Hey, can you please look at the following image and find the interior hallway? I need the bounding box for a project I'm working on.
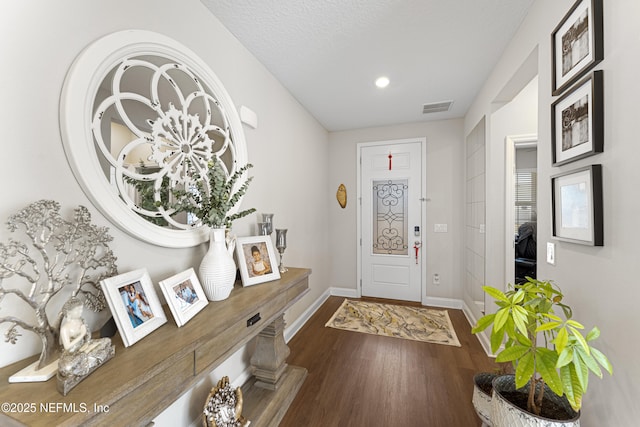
[280,296,497,427]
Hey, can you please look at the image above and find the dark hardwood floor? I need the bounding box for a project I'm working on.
[279,296,497,427]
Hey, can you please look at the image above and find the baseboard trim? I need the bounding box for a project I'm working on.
[461,301,495,358]
[284,289,331,343]
[423,296,463,309]
[284,287,357,342]
[329,286,359,298]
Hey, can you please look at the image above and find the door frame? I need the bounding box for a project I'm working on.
[504,134,537,285]
[356,137,427,304]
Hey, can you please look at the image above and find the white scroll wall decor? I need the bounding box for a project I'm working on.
[60,30,248,247]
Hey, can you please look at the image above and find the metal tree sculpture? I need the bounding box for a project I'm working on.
[0,200,118,370]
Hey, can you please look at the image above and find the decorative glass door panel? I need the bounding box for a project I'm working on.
[372,179,408,255]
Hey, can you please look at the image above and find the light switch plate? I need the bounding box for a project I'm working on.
[434,224,448,233]
[546,242,555,265]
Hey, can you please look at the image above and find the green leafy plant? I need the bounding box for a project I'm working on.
[472,277,612,415]
[124,163,171,226]
[172,157,256,228]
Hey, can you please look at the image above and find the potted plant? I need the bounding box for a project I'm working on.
[472,372,495,427]
[472,277,612,426]
[173,157,255,301]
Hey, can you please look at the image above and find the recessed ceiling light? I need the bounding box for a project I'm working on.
[375,76,390,88]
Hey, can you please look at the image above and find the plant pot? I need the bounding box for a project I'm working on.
[472,373,495,427]
[491,375,580,427]
[199,228,237,301]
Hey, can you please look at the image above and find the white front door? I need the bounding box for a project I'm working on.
[358,139,425,302]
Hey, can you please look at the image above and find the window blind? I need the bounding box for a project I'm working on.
[514,169,537,234]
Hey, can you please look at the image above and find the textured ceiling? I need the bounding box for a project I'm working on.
[201,0,534,131]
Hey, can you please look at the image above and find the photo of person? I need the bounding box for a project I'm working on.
[172,279,199,310]
[158,268,208,327]
[235,236,281,287]
[244,243,272,278]
[119,281,155,328]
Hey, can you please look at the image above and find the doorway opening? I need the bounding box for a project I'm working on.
[506,136,538,284]
[491,70,538,292]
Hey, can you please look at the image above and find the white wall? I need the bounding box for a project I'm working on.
[465,0,640,425]
[485,76,539,302]
[328,120,464,302]
[0,0,330,425]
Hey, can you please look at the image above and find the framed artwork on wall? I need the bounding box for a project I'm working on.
[551,164,603,246]
[159,268,208,327]
[551,0,603,96]
[101,268,167,347]
[551,70,603,166]
[235,235,281,287]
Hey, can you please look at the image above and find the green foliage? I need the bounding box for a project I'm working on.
[124,165,171,226]
[172,157,256,228]
[472,277,612,415]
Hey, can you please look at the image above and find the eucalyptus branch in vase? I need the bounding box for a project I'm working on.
[170,158,256,301]
[171,157,256,229]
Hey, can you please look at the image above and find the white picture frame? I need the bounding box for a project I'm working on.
[159,268,208,327]
[235,235,281,287]
[100,268,167,347]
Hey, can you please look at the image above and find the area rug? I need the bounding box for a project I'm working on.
[325,299,461,347]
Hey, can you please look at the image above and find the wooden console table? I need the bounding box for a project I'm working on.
[0,268,311,427]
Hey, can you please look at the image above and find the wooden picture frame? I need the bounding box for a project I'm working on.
[551,70,603,166]
[551,0,603,96]
[100,268,167,347]
[551,164,603,246]
[235,235,281,287]
[159,268,208,327]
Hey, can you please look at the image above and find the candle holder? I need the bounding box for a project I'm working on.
[261,213,274,235]
[257,222,269,236]
[275,229,288,273]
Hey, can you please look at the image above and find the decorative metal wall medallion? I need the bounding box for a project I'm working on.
[336,183,347,208]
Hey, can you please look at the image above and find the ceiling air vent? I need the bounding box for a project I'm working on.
[422,101,453,114]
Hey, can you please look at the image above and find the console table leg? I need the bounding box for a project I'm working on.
[250,314,290,390]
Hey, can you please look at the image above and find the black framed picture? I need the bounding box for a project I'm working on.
[551,164,603,246]
[551,70,603,166]
[551,0,603,96]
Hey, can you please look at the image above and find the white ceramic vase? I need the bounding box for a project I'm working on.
[199,228,237,301]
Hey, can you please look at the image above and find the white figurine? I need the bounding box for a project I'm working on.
[57,297,115,395]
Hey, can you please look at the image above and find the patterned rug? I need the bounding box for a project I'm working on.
[325,299,461,347]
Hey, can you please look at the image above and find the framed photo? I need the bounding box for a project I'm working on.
[235,235,281,286]
[101,268,167,347]
[551,70,603,166]
[551,0,603,96]
[159,268,208,327]
[551,164,603,246]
